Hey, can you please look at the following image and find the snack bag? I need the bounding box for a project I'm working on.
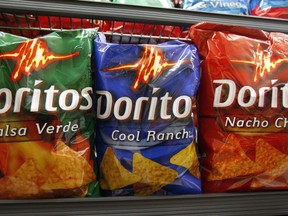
[0,29,99,199]
[250,0,288,19]
[94,33,201,196]
[110,0,181,42]
[183,0,249,15]
[190,23,288,192]
[113,0,174,7]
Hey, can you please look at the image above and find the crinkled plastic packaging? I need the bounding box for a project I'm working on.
[183,0,249,15]
[0,29,99,199]
[110,0,180,43]
[250,0,288,19]
[94,33,201,196]
[113,0,174,7]
[190,22,288,193]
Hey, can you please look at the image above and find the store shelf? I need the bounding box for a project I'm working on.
[0,191,287,216]
[0,1,287,216]
[0,0,287,33]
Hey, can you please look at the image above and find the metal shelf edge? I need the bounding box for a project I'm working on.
[0,0,287,33]
[0,191,287,216]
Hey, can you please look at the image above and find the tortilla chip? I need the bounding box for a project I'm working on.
[208,134,264,181]
[251,162,288,189]
[133,153,178,195]
[255,139,287,170]
[100,147,141,190]
[0,176,40,199]
[0,159,42,198]
[189,163,201,179]
[251,139,288,189]
[13,158,46,186]
[170,142,200,178]
[41,141,95,190]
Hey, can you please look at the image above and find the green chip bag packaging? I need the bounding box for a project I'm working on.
[0,29,99,199]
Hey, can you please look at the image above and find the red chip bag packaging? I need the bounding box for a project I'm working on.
[190,23,288,193]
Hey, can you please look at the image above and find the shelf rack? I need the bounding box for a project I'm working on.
[0,191,287,216]
[0,0,287,215]
[0,0,288,33]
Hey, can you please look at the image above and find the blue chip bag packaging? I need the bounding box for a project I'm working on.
[183,0,249,15]
[94,33,201,196]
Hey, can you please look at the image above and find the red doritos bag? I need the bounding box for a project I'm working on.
[190,23,288,193]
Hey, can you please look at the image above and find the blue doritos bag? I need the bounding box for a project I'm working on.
[250,0,288,19]
[94,33,201,196]
[183,0,249,15]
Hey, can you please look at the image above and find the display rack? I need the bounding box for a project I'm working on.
[0,191,287,216]
[1,0,288,34]
[0,0,287,215]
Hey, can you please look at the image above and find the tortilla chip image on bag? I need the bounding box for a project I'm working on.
[94,33,201,196]
[0,29,99,199]
[190,22,288,193]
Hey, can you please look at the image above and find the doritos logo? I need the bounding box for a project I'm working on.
[231,44,288,82]
[213,43,288,109]
[0,79,93,114]
[213,79,288,109]
[0,38,79,82]
[103,46,183,91]
[96,88,193,121]
[98,46,192,122]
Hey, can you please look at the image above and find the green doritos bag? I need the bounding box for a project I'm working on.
[0,29,99,199]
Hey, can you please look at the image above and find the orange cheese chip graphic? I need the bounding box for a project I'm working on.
[99,147,141,190]
[255,139,287,170]
[0,176,40,199]
[0,158,43,199]
[6,141,56,175]
[208,134,264,181]
[251,139,288,189]
[170,142,200,179]
[41,141,95,190]
[13,158,46,186]
[0,159,45,199]
[133,153,178,195]
[0,140,95,198]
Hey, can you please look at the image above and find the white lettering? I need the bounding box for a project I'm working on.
[36,121,79,135]
[173,96,192,119]
[0,80,93,114]
[97,90,113,120]
[238,86,256,107]
[80,87,93,110]
[213,79,287,109]
[114,97,132,120]
[59,90,80,111]
[213,79,236,107]
[96,88,193,121]
[0,89,12,114]
[225,116,269,128]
